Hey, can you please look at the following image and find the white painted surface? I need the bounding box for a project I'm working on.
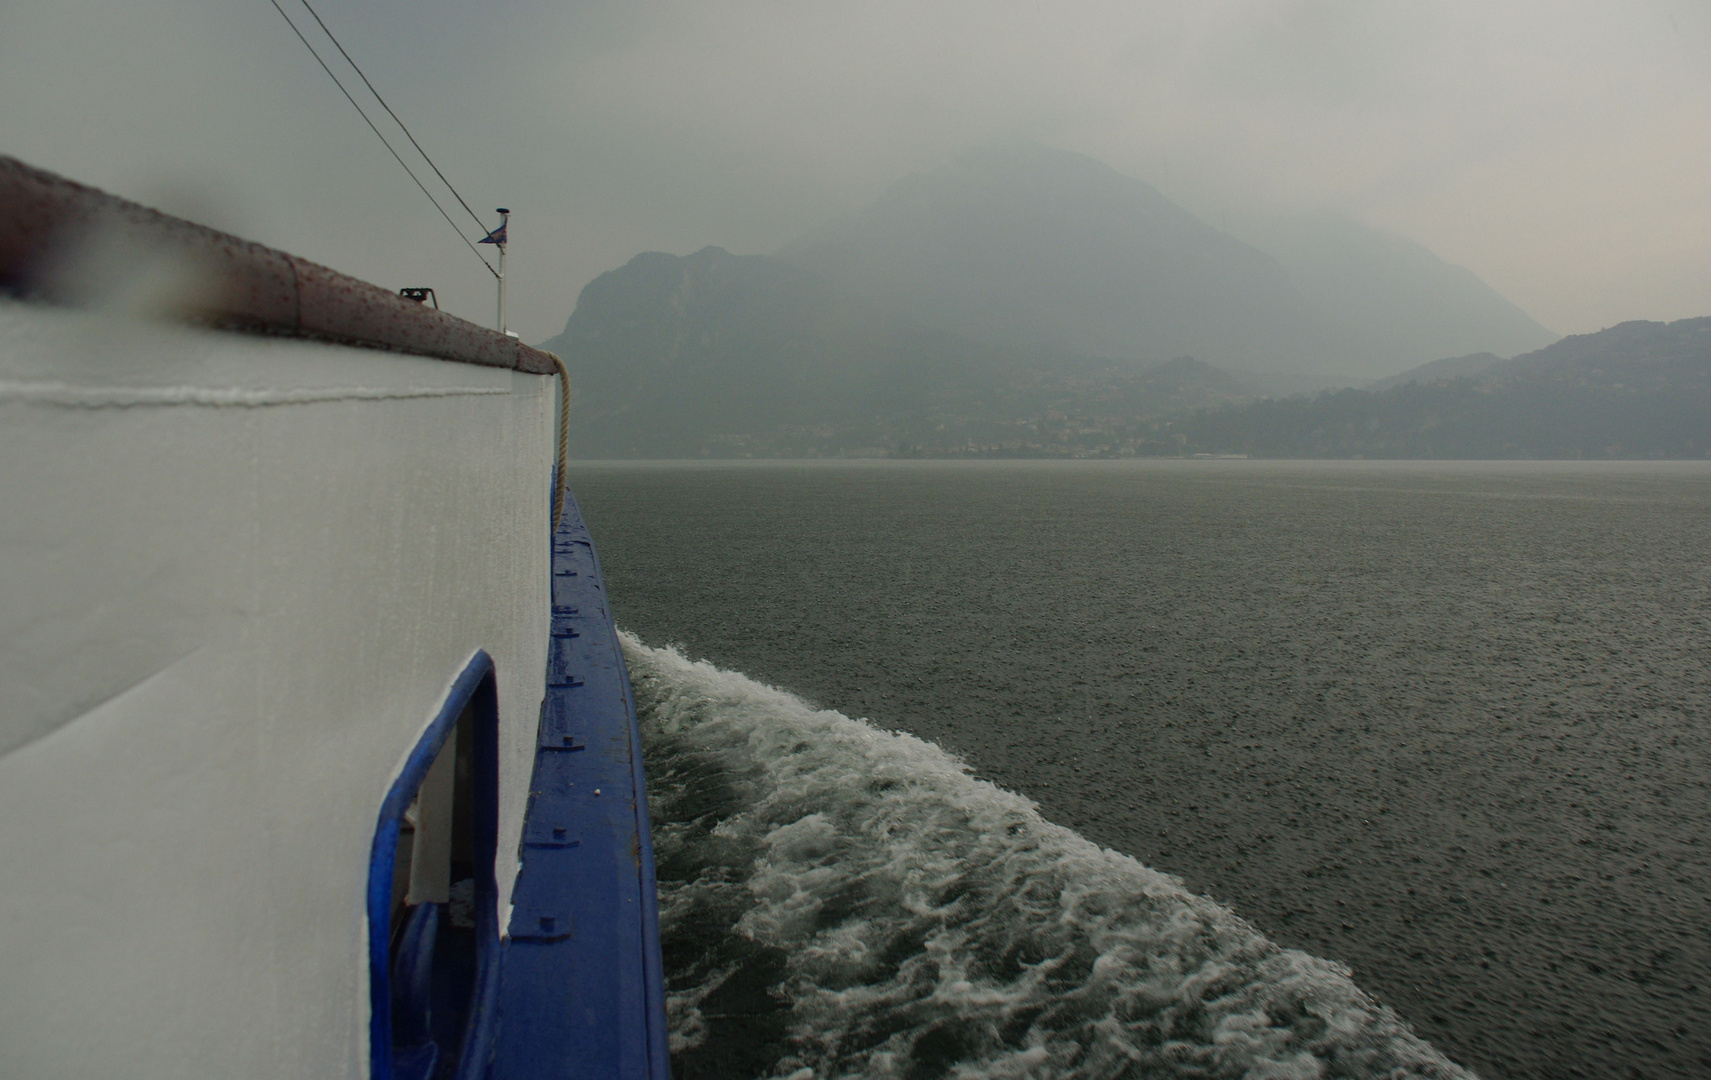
[0,300,552,1079]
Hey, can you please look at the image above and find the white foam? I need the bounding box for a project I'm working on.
[625,632,1475,1079]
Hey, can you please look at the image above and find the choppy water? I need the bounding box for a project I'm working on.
[629,635,1469,1080]
[572,460,1711,1080]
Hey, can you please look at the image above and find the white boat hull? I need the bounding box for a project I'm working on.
[0,300,554,1077]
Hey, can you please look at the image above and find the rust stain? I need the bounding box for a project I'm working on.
[0,155,556,375]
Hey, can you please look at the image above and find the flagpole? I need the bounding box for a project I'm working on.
[494,207,510,333]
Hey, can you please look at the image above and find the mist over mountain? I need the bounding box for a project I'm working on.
[546,242,1707,458]
[541,144,1694,460]
[1233,214,1557,368]
[779,144,1342,375]
[541,246,1261,458]
[779,144,1553,380]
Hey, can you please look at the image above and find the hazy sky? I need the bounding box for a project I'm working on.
[3,0,1708,344]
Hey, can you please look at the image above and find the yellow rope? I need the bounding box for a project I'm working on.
[548,352,571,532]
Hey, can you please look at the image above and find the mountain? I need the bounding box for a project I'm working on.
[1365,352,1502,392]
[1485,317,1711,388]
[779,144,1552,380]
[542,244,1704,459]
[540,144,1658,459]
[1232,213,1556,368]
[1179,318,1711,458]
[539,246,983,456]
[779,143,1348,375]
[540,246,1262,458]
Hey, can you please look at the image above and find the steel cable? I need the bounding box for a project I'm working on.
[291,0,492,236]
[265,0,498,278]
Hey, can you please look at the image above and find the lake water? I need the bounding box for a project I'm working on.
[569,460,1711,1080]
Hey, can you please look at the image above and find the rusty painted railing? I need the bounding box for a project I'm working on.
[0,156,555,375]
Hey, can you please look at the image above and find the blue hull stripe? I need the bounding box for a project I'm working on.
[488,489,671,1079]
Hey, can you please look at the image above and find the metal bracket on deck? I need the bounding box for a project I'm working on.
[539,731,586,753]
[523,821,581,849]
[509,906,573,943]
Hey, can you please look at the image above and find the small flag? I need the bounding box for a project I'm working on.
[479,221,507,245]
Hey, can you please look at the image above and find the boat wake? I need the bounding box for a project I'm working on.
[624,633,1473,1080]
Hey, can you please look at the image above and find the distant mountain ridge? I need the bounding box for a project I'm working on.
[539,143,1683,459]
[1181,318,1711,459]
[545,245,1708,456]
